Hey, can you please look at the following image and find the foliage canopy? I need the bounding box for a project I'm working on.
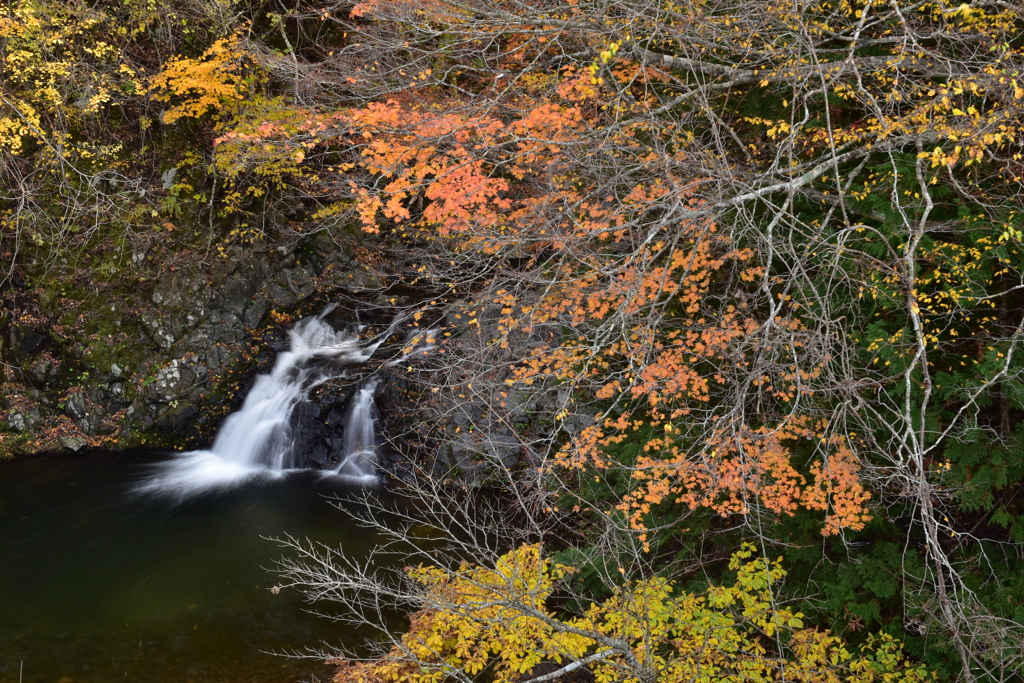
[6,0,1024,679]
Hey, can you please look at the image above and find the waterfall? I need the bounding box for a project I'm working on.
[335,378,380,479]
[137,308,390,497]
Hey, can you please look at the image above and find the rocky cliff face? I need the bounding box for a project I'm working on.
[2,236,548,486]
[410,300,589,486]
[0,235,383,457]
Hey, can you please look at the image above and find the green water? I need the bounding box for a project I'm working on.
[0,451,390,683]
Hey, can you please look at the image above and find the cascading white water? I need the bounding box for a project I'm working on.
[329,328,437,480]
[137,308,390,497]
[335,378,381,479]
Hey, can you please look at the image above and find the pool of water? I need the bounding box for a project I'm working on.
[0,451,391,683]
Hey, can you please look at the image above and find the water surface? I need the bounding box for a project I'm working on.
[0,451,389,683]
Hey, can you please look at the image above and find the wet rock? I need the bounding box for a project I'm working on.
[29,355,60,384]
[482,430,521,468]
[295,401,320,420]
[154,403,199,433]
[142,314,177,349]
[1,238,375,453]
[7,411,26,432]
[285,266,315,299]
[60,435,88,452]
[207,344,242,371]
[107,382,125,405]
[146,360,197,404]
[21,329,48,354]
[289,400,334,468]
[265,283,296,309]
[344,266,383,291]
[65,392,87,422]
[218,271,258,313]
[243,299,268,328]
[267,338,290,352]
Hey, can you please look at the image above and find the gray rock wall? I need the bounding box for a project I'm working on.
[1,236,383,455]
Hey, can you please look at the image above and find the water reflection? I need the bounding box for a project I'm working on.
[0,451,387,683]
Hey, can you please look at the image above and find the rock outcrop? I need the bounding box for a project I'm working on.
[412,299,581,485]
[1,234,384,456]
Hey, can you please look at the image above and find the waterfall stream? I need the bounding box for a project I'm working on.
[337,378,380,478]
[138,308,392,497]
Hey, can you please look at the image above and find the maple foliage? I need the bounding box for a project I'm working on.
[0,0,144,152]
[207,0,1024,672]
[0,0,150,246]
[8,0,1024,677]
[214,57,874,540]
[329,544,929,683]
[148,35,249,124]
